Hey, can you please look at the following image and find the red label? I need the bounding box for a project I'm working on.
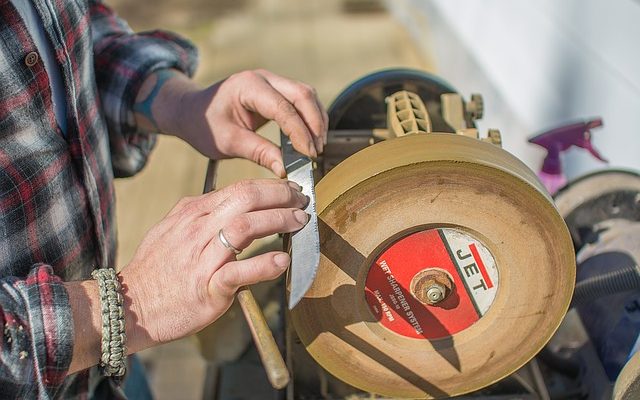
[364,228,498,339]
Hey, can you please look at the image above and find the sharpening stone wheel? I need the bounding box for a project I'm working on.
[290,133,576,398]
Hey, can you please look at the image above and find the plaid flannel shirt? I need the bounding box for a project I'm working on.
[0,0,197,398]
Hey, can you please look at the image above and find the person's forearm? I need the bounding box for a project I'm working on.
[133,69,201,138]
[65,275,147,374]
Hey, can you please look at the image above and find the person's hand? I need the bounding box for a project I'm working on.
[177,69,328,177]
[119,179,309,350]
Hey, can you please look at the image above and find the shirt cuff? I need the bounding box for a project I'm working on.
[9,265,73,392]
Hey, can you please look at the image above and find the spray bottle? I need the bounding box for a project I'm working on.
[528,118,607,195]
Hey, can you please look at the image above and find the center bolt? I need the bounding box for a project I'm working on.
[426,283,446,303]
[410,269,454,306]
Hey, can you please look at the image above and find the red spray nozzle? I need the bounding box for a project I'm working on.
[528,118,607,175]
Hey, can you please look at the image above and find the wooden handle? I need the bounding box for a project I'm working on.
[237,286,290,389]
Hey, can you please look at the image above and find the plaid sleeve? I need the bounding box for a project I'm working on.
[89,0,199,177]
[0,265,73,399]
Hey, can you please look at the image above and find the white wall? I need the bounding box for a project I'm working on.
[387,0,640,179]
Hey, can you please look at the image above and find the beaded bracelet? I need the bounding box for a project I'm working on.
[91,268,127,377]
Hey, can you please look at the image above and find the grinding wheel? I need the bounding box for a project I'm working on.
[290,133,575,398]
[615,348,640,400]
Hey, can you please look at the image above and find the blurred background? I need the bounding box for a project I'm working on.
[109,0,640,398]
[389,0,640,178]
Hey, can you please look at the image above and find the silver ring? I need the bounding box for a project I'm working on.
[218,228,242,255]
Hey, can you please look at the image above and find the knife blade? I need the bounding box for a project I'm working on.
[281,132,320,309]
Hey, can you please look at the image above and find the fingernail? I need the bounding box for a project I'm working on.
[294,209,309,225]
[272,161,286,178]
[315,137,324,154]
[300,193,311,207]
[287,181,302,191]
[274,253,290,269]
[308,142,317,158]
[297,193,310,207]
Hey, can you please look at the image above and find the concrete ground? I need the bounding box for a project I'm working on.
[109,0,432,398]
